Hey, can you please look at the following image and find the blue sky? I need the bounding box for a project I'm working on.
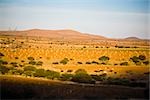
[0,0,149,39]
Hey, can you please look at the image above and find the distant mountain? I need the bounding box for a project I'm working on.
[0,29,107,40]
[125,37,141,40]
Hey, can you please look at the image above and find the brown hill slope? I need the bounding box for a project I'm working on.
[0,29,106,40]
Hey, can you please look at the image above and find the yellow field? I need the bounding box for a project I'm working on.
[0,36,150,79]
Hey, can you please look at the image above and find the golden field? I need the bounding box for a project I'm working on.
[0,35,149,78]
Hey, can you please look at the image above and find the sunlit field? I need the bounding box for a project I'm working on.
[0,35,150,99]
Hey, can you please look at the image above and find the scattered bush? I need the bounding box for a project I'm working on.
[72,72,95,84]
[120,62,128,66]
[15,57,19,59]
[67,70,73,72]
[99,56,109,61]
[86,62,91,64]
[0,65,9,74]
[77,62,82,64]
[60,73,73,81]
[91,74,106,81]
[91,61,99,64]
[143,61,149,65]
[33,69,46,77]
[36,61,43,66]
[24,66,36,71]
[0,52,4,57]
[27,57,34,60]
[29,61,36,65]
[75,69,87,74]
[45,70,60,79]
[0,60,8,65]
[139,55,146,60]
[60,58,69,65]
[52,62,59,64]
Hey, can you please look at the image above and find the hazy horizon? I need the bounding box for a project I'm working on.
[0,0,149,39]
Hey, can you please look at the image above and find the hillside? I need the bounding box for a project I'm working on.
[0,29,106,40]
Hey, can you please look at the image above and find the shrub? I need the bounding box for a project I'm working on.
[29,61,36,65]
[0,60,8,65]
[130,56,139,63]
[10,62,18,67]
[34,69,46,77]
[24,66,36,71]
[86,62,91,64]
[15,57,19,59]
[60,58,69,65]
[139,55,146,60]
[45,70,60,79]
[0,52,4,57]
[36,61,43,66]
[99,56,109,61]
[107,77,130,86]
[91,61,99,64]
[60,73,73,81]
[143,61,149,65]
[120,62,128,66]
[24,71,34,76]
[75,69,87,74]
[67,69,73,72]
[52,62,59,64]
[91,74,106,81]
[72,72,95,84]
[77,62,82,64]
[27,57,34,60]
[0,65,9,74]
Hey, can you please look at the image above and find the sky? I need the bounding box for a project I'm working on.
[0,0,149,39]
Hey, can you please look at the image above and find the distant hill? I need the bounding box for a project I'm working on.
[125,37,141,40]
[0,29,106,40]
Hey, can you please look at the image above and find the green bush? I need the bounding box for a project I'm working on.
[24,66,36,71]
[45,70,60,79]
[72,72,95,84]
[0,60,8,65]
[0,65,9,74]
[120,62,128,66]
[130,56,139,63]
[60,58,69,65]
[91,74,106,81]
[36,61,43,66]
[24,71,34,77]
[75,69,87,74]
[60,73,73,81]
[99,56,109,61]
[29,61,36,65]
[34,69,46,77]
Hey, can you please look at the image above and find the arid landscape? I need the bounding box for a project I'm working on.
[0,29,149,99]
